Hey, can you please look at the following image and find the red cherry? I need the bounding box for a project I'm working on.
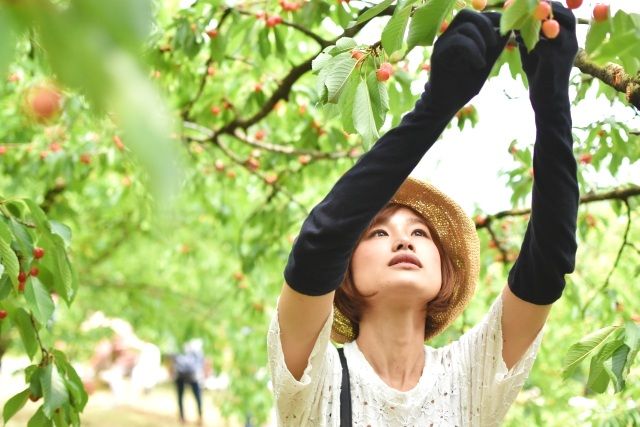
[211,106,221,115]
[439,20,449,33]
[534,2,552,20]
[30,267,39,277]
[593,4,609,22]
[206,28,218,38]
[542,19,560,38]
[27,85,62,120]
[579,153,593,164]
[18,271,28,283]
[80,153,92,165]
[0,310,7,319]
[566,0,582,9]
[18,282,25,292]
[0,146,6,155]
[255,130,266,140]
[113,135,125,150]
[351,50,364,61]
[379,62,393,74]
[421,63,431,72]
[266,15,282,28]
[376,68,391,82]
[33,247,45,259]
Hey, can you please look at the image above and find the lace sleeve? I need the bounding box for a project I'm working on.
[456,294,545,425]
[266,301,340,425]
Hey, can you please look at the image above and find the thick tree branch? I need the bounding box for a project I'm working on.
[574,49,640,110]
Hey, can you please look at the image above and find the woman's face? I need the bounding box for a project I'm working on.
[351,206,442,306]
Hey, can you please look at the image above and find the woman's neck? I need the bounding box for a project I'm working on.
[355,305,427,392]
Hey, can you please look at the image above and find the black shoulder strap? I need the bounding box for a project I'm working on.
[337,347,352,427]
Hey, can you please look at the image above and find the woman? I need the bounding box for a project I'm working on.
[268,2,579,425]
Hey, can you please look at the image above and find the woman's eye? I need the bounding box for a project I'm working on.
[371,229,387,237]
[413,229,429,237]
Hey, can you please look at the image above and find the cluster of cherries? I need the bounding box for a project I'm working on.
[503,0,609,39]
[0,247,46,321]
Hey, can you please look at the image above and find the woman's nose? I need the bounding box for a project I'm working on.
[394,238,414,251]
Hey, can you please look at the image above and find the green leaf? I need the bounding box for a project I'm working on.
[500,0,537,34]
[603,344,629,393]
[352,0,394,27]
[0,235,19,287]
[519,15,541,53]
[312,52,332,73]
[337,71,360,134]
[49,221,72,249]
[407,0,455,51]
[353,78,380,148]
[366,71,389,129]
[24,277,55,325]
[562,325,621,379]
[382,5,411,56]
[41,363,70,417]
[0,9,18,78]
[3,388,29,424]
[53,350,88,411]
[585,20,611,54]
[14,308,39,360]
[623,321,640,377]
[586,338,624,393]
[27,405,51,427]
[23,199,51,232]
[324,53,359,103]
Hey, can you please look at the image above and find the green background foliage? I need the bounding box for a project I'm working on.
[0,0,639,425]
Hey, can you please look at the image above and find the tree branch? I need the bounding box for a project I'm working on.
[475,185,640,227]
[574,49,640,110]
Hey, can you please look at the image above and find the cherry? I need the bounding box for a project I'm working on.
[113,135,125,150]
[266,15,283,28]
[566,0,582,9]
[254,83,263,93]
[376,68,391,82]
[379,62,393,74]
[542,19,560,38]
[255,130,266,140]
[439,20,449,33]
[245,157,260,171]
[351,50,364,61]
[18,271,28,283]
[579,153,593,164]
[0,310,7,320]
[27,85,62,120]
[298,154,311,165]
[50,142,62,152]
[264,173,278,185]
[214,160,225,172]
[593,4,609,22]
[233,271,245,281]
[206,28,218,38]
[80,153,92,165]
[207,66,216,76]
[30,267,39,277]
[0,146,6,155]
[585,213,597,227]
[211,106,221,115]
[33,247,45,259]
[421,63,431,72]
[472,0,487,10]
[18,282,25,292]
[534,1,551,20]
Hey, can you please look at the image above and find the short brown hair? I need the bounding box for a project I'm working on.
[333,204,456,341]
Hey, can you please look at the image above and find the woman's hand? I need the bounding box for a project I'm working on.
[426,10,510,115]
[516,1,578,110]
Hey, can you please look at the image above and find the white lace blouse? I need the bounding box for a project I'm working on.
[267,295,545,426]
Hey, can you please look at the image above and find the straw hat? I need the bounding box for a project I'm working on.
[331,177,481,343]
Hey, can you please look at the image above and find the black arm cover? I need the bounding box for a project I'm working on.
[284,88,453,296]
[507,90,579,305]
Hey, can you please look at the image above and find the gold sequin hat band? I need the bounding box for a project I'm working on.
[331,177,481,343]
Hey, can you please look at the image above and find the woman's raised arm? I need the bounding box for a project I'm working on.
[502,1,580,369]
[276,10,510,380]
